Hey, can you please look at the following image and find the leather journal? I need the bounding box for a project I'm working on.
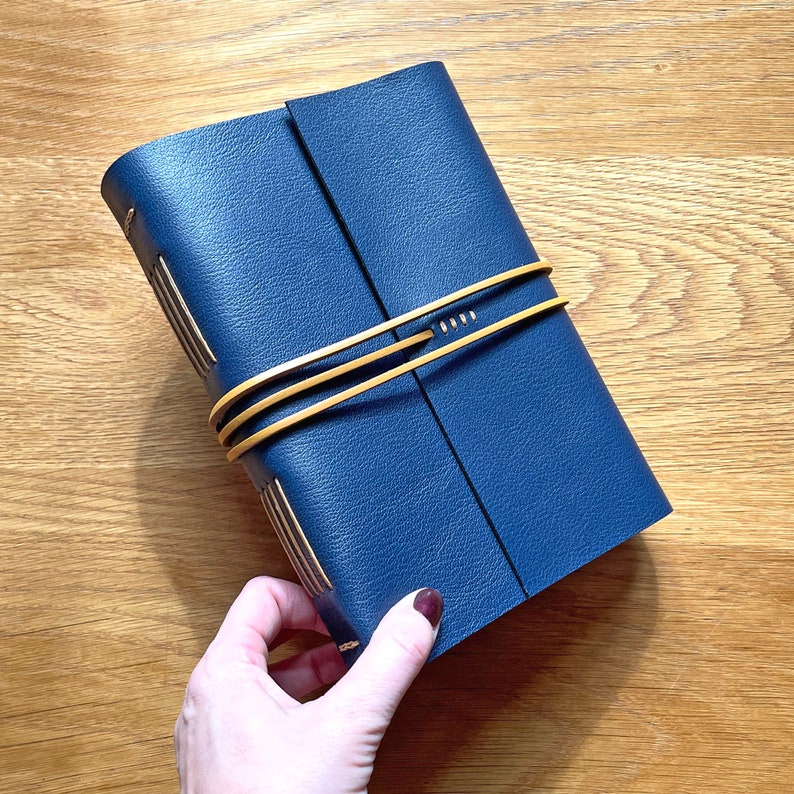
[101,62,671,666]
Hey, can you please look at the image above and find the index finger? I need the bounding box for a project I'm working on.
[210,576,329,664]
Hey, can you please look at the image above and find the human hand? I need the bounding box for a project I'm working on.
[174,576,443,793]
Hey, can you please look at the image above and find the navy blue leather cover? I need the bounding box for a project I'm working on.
[101,62,671,665]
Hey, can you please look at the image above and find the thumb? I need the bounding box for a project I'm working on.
[327,588,443,727]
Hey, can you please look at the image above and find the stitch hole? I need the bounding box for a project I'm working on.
[459,313,468,326]
[449,317,458,330]
[439,320,448,334]
[468,309,477,322]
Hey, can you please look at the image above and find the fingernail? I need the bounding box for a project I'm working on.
[413,588,444,628]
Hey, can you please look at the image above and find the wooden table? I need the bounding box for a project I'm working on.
[2,2,792,791]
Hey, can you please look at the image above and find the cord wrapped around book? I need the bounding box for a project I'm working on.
[101,61,671,666]
[213,261,567,461]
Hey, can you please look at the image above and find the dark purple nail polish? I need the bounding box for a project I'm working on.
[413,588,444,628]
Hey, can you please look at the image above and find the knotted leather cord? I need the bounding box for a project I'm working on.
[208,259,553,429]
[223,293,568,462]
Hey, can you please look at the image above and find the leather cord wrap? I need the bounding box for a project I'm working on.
[217,328,435,446]
[223,293,568,462]
[212,260,568,462]
[209,259,553,429]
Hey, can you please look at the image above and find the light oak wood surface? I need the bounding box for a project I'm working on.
[1,2,792,792]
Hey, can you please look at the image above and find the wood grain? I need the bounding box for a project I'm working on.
[1,2,792,792]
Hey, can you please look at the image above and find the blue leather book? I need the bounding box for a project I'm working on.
[101,62,671,665]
